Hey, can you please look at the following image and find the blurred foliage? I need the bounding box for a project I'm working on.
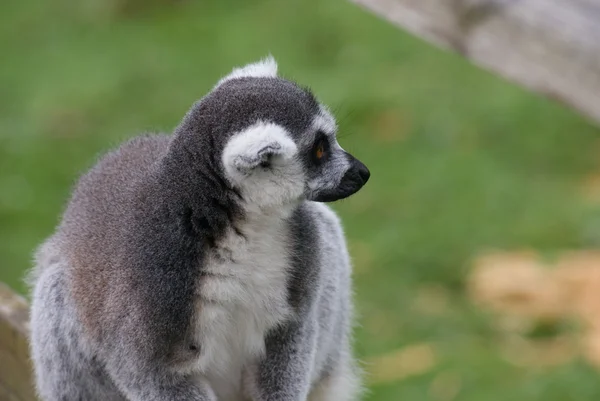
[2,0,600,399]
[468,251,600,368]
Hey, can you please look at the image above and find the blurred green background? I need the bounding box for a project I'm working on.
[2,0,600,399]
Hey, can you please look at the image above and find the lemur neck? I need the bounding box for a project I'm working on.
[155,139,244,245]
[159,134,302,243]
[240,198,301,222]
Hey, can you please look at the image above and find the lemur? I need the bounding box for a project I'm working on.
[29,56,370,401]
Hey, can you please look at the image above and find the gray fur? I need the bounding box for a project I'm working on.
[28,57,369,401]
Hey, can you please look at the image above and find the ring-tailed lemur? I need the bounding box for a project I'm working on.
[28,56,370,401]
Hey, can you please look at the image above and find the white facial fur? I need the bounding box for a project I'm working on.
[214,55,278,89]
[222,121,306,212]
[312,104,338,136]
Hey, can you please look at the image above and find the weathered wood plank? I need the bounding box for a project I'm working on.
[0,283,35,401]
[0,382,24,401]
[351,0,600,125]
[0,283,29,336]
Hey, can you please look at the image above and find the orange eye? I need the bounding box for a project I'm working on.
[315,144,324,159]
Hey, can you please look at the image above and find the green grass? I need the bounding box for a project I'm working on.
[2,0,600,399]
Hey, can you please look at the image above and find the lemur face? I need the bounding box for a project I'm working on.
[181,57,370,210]
[300,105,371,203]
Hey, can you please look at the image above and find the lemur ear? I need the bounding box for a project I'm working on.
[215,55,278,89]
[222,122,297,175]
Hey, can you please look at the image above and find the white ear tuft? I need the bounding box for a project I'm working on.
[215,55,278,88]
[222,122,297,179]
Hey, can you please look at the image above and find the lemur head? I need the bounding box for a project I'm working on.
[172,56,370,211]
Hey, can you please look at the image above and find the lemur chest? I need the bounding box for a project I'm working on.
[193,221,292,388]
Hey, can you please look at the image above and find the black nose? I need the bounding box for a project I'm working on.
[356,162,370,184]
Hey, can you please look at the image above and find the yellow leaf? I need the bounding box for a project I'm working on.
[468,251,566,321]
[429,371,462,401]
[499,335,577,368]
[580,173,600,203]
[366,343,437,385]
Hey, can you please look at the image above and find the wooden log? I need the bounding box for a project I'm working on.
[0,283,36,401]
[351,0,600,125]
